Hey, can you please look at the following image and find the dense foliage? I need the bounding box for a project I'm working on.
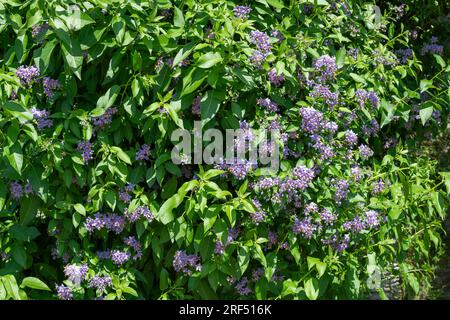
[0,0,449,300]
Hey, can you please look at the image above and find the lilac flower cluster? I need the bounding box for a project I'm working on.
[250,198,266,225]
[394,48,413,64]
[292,217,316,239]
[16,65,40,86]
[362,119,379,137]
[355,89,379,109]
[31,23,50,38]
[249,31,272,52]
[421,37,444,55]
[234,5,252,19]
[250,50,269,66]
[84,213,126,234]
[64,263,89,284]
[136,144,151,161]
[358,144,374,160]
[191,96,202,116]
[124,236,142,260]
[344,130,358,146]
[9,181,28,200]
[124,205,154,223]
[268,68,284,86]
[110,249,131,266]
[88,275,112,291]
[343,210,381,233]
[92,107,118,129]
[215,227,239,254]
[42,77,61,98]
[309,84,339,107]
[173,250,202,275]
[271,30,284,42]
[332,179,350,204]
[119,183,134,203]
[215,159,256,180]
[257,98,279,112]
[30,107,53,130]
[299,107,323,133]
[371,179,385,195]
[313,55,338,82]
[56,285,73,300]
[322,234,350,252]
[235,277,252,295]
[351,165,363,181]
[310,134,336,161]
[319,208,337,225]
[77,141,94,163]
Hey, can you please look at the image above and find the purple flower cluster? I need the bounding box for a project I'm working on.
[257,98,279,113]
[344,130,358,146]
[421,37,444,55]
[124,236,142,260]
[362,119,379,137]
[313,55,338,82]
[10,181,23,200]
[235,277,252,295]
[214,227,239,255]
[56,285,73,300]
[394,48,413,64]
[323,234,350,252]
[84,213,126,234]
[309,84,339,107]
[136,144,151,161]
[30,107,53,130]
[234,5,252,19]
[64,263,89,284]
[371,179,385,195]
[92,107,118,129]
[215,159,256,180]
[77,141,94,163]
[332,179,350,204]
[299,107,323,133]
[319,208,337,224]
[173,250,202,275]
[110,249,130,266]
[88,275,112,291]
[358,144,374,160]
[292,217,316,239]
[31,23,50,38]
[268,68,284,86]
[118,183,134,203]
[343,210,381,233]
[250,198,266,225]
[16,65,40,86]
[124,205,154,223]
[191,96,202,116]
[42,77,61,98]
[250,50,269,66]
[351,165,363,181]
[271,30,284,42]
[355,89,379,109]
[249,31,272,52]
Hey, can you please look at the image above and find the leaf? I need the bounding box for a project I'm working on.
[7,143,23,175]
[91,85,120,117]
[266,0,285,9]
[200,90,222,126]
[111,146,132,164]
[419,106,433,125]
[21,277,51,291]
[61,38,83,79]
[74,203,86,216]
[173,7,185,27]
[238,246,250,277]
[196,52,223,69]
[2,101,33,121]
[172,42,195,67]
[419,79,434,93]
[9,224,40,241]
[304,278,319,300]
[11,243,27,268]
[349,73,366,83]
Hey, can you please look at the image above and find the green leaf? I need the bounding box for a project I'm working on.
[61,38,83,79]
[238,246,250,277]
[111,146,132,164]
[173,7,185,27]
[419,106,434,125]
[9,224,40,241]
[201,90,222,126]
[304,278,319,300]
[11,243,27,268]
[266,0,285,9]
[419,79,434,93]
[91,85,120,117]
[7,143,23,174]
[196,52,223,69]
[21,277,51,291]
[74,203,86,216]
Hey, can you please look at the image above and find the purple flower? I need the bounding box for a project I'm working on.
[271,30,284,42]
[268,68,284,86]
[110,250,130,266]
[365,210,380,228]
[372,179,385,195]
[32,23,49,38]
[42,77,60,98]
[88,275,112,291]
[250,50,269,66]
[319,208,337,224]
[359,144,374,160]
[10,181,23,200]
[355,89,379,109]
[234,5,252,19]
[64,263,89,284]
[92,107,118,129]
[249,30,272,53]
[309,84,339,107]
[124,205,154,223]
[292,165,315,182]
[192,96,202,116]
[343,216,365,233]
[96,250,111,260]
[394,48,413,64]
[16,65,40,86]
[257,98,279,112]
[344,130,358,146]
[351,165,363,181]
[292,217,316,239]
[30,107,53,130]
[299,107,323,133]
[56,285,73,300]
[304,202,319,215]
[84,213,126,234]
[332,179,349,204]
[173,250,202,275]
[250,198,266,225]
[235,277,252,295]
[124,236,142,260]
[136,144,151,161]
[313,55,338,82]
[77,141,94,163]
[214,240,225,255]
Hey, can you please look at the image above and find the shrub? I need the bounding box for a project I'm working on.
[0,0,449,300]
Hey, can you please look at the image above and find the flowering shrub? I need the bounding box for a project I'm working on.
[0,1,449,300]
